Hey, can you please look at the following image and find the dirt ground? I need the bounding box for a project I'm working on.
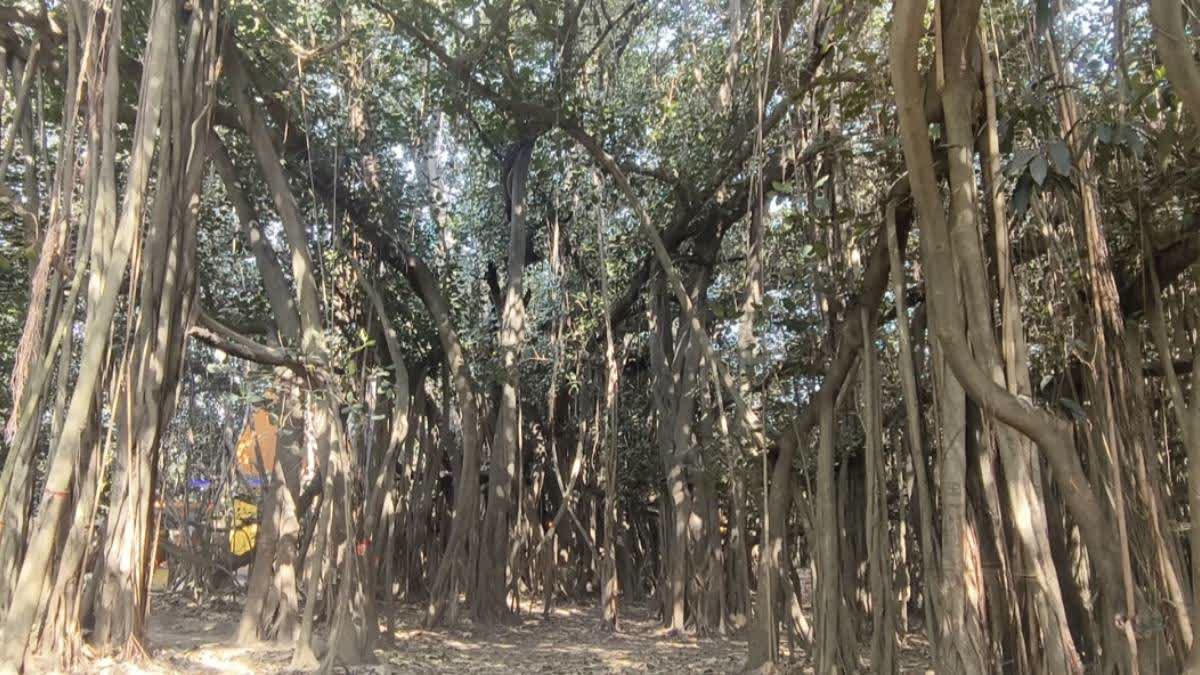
[43,597,932,674]
[70,599,749,674]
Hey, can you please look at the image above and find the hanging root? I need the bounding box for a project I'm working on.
[5,218,61,441]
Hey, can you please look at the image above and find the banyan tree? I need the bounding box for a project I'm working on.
[1,0,1200,673]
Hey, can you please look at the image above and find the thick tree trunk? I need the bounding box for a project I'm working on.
[885,202,939,644]
[860,309,898,674]
[1043,20,1147,669]
[476,140,536,623]
[648,280,689,634]
[228,41,372,666]
[977,29,1077,672]
[402,253,483,628]
[0,3,195,668]
[93,18,214,643]
[597,193,623,631]
[932,337,987,675]
[1146,250,1200,668]
[213,131,307,646]
[814,385,849,673]
[890,0,1127,645]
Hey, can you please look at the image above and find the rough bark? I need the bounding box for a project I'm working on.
[860,308,898,674]
[890,0,1126,624]
[227,38,371,667]
[476,139,536,623]
[976,40,1083,673]
[0,2,179,667]
[885,201,939,644]
[813,384,849,674]
[598,190,623,631]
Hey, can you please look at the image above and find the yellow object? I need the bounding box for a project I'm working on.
[151,566,169,591]
[229,498,259,557]
[227,407,276,559]
[235,409,278,478]
[233,498,258,524]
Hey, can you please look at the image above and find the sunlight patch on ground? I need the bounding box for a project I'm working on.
[191,650,258,675]
[31,600,766,674]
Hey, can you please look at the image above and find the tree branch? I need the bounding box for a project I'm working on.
[188,309,304,372]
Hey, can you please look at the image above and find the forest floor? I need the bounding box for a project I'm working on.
[52,595,933,674]
[73,597,746,674]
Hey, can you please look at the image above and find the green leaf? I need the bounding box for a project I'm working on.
[1047,140,1071,175]
[1128,133,1146,160]
[772,180,792,195]
[1030,155,1049,186]
[1012,174,1033,218]
[1009,147,1037,175]
[1036,0,1054,30]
